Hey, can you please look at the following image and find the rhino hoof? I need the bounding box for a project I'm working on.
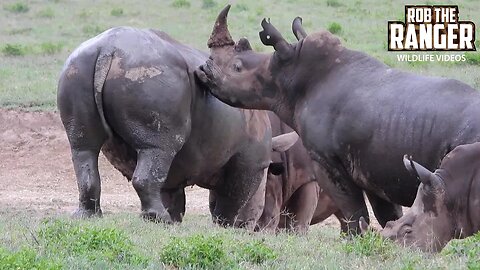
[72,208,103,219]
[141,210,173,224]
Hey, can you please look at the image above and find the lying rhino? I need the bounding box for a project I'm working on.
[377,144,480,252]
[257,112,346,232]
[195,6,480,234]
[57,26,272,226]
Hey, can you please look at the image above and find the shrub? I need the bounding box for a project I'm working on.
[38,219,148,266]
[202,0,216,9]
[442,232,480,269]
[327,22,342,34]
[4,2,29,13]
[171,0,190,8]
[0,247,62,270]
[38,7,54,18]
[465,52,480,65]
[326,0,342,7]
[110,7,123,16]
[160,234,234,269]
[82,25,103,35]
[238,240,277,264]
[40,42,63,55]
[2,44,26,56]
[343,231,395,258]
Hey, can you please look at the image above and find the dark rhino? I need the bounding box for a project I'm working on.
[195,6,480,234]
[57,25,272,226]
[258,112,346,233]
[378,145,480,252]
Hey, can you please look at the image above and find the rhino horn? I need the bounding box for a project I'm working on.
[272,131,299,152]
[208,5,235,48]
[403,155,444,191]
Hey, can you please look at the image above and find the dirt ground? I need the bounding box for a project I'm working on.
[0,109,344,228]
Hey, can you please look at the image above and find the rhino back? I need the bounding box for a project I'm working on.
[299,50,480,206]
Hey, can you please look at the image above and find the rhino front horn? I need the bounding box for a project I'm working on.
[208,5,235,48]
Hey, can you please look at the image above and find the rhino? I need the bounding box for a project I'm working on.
[376,144,480,252]
[195,6,480,234]
[257,112,346,233]
[57,25,273,226]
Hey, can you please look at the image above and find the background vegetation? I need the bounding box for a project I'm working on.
[0,0,478,109]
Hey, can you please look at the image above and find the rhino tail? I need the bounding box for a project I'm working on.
[93,50,114,138]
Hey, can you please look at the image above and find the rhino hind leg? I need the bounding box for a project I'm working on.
[366,192,403,227]
[58,69,108,218]
[131,148,180,223]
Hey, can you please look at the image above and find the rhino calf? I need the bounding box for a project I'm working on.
[380,144,480,252]
[257,113,346,233]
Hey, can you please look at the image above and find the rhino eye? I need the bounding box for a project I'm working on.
[232,61,243,72]
[399,224,412,235]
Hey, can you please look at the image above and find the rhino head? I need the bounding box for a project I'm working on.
[195,5,342,126]
[379,155,453,252]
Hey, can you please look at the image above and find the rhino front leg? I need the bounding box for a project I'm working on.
[213,165,267,228]
[366,192,403,227]
[132,148,177,223]
[312,161,368,235]
[160,187,186,222]
[282,181,320,233]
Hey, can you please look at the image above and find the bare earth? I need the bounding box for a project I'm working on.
[0,109,343,228]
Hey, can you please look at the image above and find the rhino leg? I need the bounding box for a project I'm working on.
[312,161,369,235]
[212,161,267,227]
[131,148,179,223]
[256,177,283,231]
[366,192,403,227]
[235,169,267,230]
[160,187,186,222]
[58,65,108,218]
[282,181,320,233]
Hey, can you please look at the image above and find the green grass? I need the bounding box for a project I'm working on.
[327,22,342,34]
[0,0,478,110]
[0,213,477,269]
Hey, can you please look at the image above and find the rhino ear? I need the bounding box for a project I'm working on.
[235,37,252,52]
[292,17,307,40]
[272,132,299,152]
[259,18,294,61]
[403,155,437,189]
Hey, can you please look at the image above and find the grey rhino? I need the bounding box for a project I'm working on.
[378,145,480,252]
[195,6,480,234]
[57,25,272,226]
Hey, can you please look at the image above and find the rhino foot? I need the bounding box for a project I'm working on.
[72,208,103,219]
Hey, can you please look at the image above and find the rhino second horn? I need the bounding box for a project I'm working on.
[208,5,235,48]
[272,132,299,152]
[403,155,439,188]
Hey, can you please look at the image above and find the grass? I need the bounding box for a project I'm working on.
[327,22,342,34]
[0,213,477,269]
[0,0,479,110]
[0,0,478,110]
